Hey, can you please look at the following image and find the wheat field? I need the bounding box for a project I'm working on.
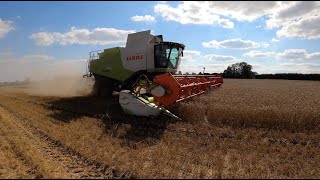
[0,79,319,178]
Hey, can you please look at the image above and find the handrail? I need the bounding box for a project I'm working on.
[84,50,102,78]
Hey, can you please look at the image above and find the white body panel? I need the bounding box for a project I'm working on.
[120,30,163,72]
[150,85,166,97]
[119,90,162,116]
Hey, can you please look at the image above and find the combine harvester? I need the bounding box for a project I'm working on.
[83,30,223,119]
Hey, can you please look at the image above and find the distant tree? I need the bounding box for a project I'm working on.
[178,71,182,75]
[191,72,197,75]
[223,62,254,78]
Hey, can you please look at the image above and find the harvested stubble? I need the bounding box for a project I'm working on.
[0,79,319,178]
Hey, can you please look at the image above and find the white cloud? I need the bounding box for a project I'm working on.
[276,15,320,39]
[266,1,320,39]
[178,50,238,73]
[262,42,270,48]
[277,49,308,60]
[217,19,234,28]
[202,38,260,49]
[178,48,320,74]
[206,1,280,22]
[131,15,156,22]
[30,27,135,46]
[307,52,320,60]
[277,63,320,74]
[181,50,201,62]
[249,63,276,74]
[256,25,262,28]
[30,32,55,46]
[153,1,280,26]
[246,62,320,74]
[271,38,279,42]
[0,18,14,38]
[154,2,234,28]
[183,50,200,57]
[233,61,320,74]
[154,1,320,39]
[266,1,319,29]
[277,49,320,61]
[204,54,241,62]
[243,51,274,58]
[178,63,228,74]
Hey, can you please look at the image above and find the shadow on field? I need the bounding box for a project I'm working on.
[46,95,178,148]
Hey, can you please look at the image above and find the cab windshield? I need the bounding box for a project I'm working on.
[154,43,183,69]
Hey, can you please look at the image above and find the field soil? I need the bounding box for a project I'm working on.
[0,79,319,178]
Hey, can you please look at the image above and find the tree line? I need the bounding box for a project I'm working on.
[222,62,320,81]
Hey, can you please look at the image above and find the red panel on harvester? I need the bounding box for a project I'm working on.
[153,73,223,106]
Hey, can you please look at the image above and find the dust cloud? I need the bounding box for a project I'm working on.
[0,59,95,97]
[24,76,94,97]
[23,60,95,97]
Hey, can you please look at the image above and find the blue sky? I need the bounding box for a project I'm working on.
[0,1,320,81]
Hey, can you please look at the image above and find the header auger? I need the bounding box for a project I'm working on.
[83,30,223,119]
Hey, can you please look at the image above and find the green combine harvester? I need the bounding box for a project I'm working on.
[83,30,223,118]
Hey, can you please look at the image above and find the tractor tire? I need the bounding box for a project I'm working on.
[92,75,114,97]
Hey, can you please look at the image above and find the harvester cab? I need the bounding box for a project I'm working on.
[83,30,223,118]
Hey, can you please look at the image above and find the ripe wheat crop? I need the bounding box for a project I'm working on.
[171,79,320,132]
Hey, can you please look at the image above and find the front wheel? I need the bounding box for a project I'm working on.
[92,75,114,97]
